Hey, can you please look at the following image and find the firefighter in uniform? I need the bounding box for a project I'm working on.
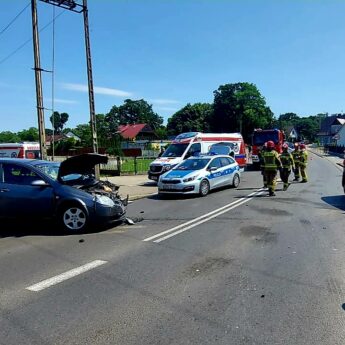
[262,140,282,196]
[279,143,295,191]
[291,143,301,181]
[299,143,308,182]
[258,142,268,188]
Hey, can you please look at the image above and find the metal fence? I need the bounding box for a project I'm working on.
[49,156,156,175]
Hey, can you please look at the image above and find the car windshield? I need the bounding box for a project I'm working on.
[175,158,210,170]
[253,131,279,145]
[161,143,188,158]
[36,163,60,180]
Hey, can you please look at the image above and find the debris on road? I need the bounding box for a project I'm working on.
[125,218,135,225]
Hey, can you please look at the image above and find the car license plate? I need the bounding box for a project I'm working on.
[164,184,175,190]
[151,176,158,181]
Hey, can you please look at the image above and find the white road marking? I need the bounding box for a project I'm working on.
[154,192,264,243]
[143,188,264,243]
[26,260,107,292]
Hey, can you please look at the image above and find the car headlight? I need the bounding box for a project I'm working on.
[183,176,197,182]
[96,195,115,207]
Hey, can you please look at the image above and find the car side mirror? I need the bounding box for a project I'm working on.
[209,167,218,172]
[31,180,50,187]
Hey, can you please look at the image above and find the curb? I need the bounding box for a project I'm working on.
[309,150,343,172]
[122,192,158,202]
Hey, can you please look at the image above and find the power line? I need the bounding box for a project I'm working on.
[0,2,31,37]
[0,10,65,66]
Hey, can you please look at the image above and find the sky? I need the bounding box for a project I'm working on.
[1,0,345,132]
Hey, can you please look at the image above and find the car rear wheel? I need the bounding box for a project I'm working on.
[232,173,240,188]
[60,205,88,233]
[199,179,210,196]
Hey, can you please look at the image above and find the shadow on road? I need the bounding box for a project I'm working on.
[321,195,345,212]
[0,219,122,239]
[147,193,200,201]
[138,182,157,187]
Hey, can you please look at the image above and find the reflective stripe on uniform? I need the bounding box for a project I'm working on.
[263,151,278,170]
[280,152,293,168]
[292,150,300,163]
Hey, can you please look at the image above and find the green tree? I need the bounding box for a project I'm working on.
[212,83,274,141]
[17,127,39,141]
[295,116,320,142]
[155,127,168,140]
[275,112,299,130]
[106,99,163,133]
[0,131,21,143]
[167,103,213,135]
[50,111,69,134]
[95,114,110,140]
[73,124,92,146]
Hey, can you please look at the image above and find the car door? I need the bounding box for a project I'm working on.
[0,164,7,218]
[1,163,55,219]
[220,157,236,186]
[207,158,223,189]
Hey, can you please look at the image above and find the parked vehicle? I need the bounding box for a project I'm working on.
[0,142,41,159]
[148,132,246,181]
[341,154,345,193]
[0,154,127,232]
[157,154,241,196]
[343,163,345,194]
[251,129,285,168]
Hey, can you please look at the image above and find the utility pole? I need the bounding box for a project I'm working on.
[31,0,47,159]
[83,0,98,157]
[38,0,99,175]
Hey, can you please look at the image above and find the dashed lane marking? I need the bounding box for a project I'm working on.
[26,260,107,292]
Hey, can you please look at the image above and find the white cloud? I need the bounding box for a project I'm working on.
[61,83,132,97]
[46,98,78,105]
[149,99,180,105]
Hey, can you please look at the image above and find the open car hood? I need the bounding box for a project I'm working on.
[58,153,108,180]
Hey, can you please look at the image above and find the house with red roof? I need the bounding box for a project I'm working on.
[117,124,157,141]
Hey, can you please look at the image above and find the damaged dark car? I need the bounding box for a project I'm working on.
[0,154,127,232]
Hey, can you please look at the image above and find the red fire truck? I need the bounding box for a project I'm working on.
[251,129,285,168]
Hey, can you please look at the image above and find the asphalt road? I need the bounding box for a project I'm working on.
[1,152,345,345]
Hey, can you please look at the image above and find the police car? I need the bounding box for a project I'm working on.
[157,153,241,196]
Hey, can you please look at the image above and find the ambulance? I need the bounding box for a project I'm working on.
[0,142,41,159]
[148,132,247,181]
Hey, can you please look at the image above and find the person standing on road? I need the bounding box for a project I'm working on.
[279,143,295,191]
[292,143,301,181]
[258,142,268,188]
[299,143,308,183]
[262,141,282,196]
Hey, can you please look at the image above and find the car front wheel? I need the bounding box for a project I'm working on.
[60,205,88,233]
[199,179,210,196]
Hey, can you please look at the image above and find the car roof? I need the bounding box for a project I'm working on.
[0,158,53,166]
[188,154,232,160]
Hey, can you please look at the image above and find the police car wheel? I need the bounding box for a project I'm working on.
[199,180,210,196]
[232,173,240,188]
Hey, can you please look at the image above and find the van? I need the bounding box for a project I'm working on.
[0,142,41,159]
[148,132,247,181]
